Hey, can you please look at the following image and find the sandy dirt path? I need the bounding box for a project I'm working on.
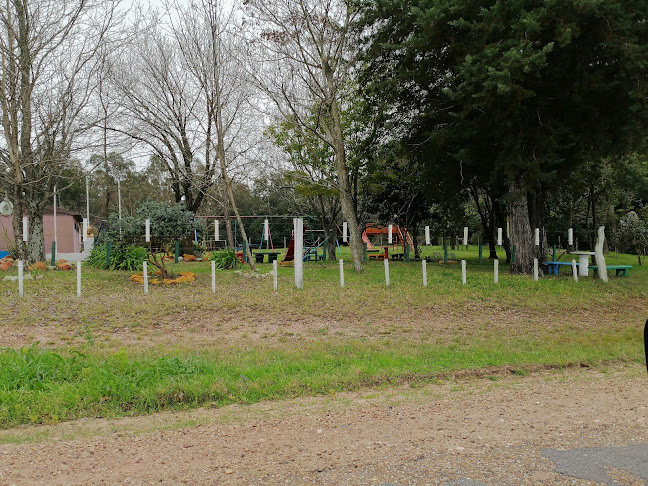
[1,364,647,485]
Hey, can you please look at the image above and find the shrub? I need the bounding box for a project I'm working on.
[208,249,238,269]
[86,244,147,271]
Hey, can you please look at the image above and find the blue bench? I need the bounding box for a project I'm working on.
[544,261,578,275]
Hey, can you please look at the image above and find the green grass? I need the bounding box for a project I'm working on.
[0,246,645,429]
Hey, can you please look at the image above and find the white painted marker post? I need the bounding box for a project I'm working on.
[22,216,28,242]
[264,219,269,242]
[211,260,216,293]
[214,220,220,241]
[273,260,278,291]
[425,226,431,246]
[77,262,82,298]
[497,228,503,247]
[18,260,24,297]
[422,260,428,288]
[143,261,149,294]
[145,219,150,243]
[384,258,390,287]
[339,259,344,287]
[82,218,88,242]
[494,259,499,284]
[461,260,467,285]
[294,218,304,289]
[533,258,538,281]
[535,228,540,246]
[342,222,348,243]
[388,224,393,244]
[568,228,573,246]
[463,227,469,248]
[571,259,578,282]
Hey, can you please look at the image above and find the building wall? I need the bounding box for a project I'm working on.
[0,214,81,254]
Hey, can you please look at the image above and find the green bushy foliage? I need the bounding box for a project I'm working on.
[208,249,238,269]
[86,244,147,271]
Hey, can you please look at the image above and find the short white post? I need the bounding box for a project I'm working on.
[339,259,344,287]
[22,216,28,242]
[211,260,216,293]
[533,258,538,281]
[82,218,88,242]
[214,220,220,241]
[18,260,24,297]
[425,226,431,246]
[264,219,269,241]
[273,260,278,291]
[388,224,393,244]
[145,219,150,243]
[461,260,467,285]
[571,259,578,282]
[77,261,81,298]
[535,228,540,246]
[422,260,428,288]
[384,258,390,287]
[463,227,468,247]
[494,259,499,284]
[294,218,304,289]
[143,261,149,294]
[342,222,348,243]
[497,228,503,246]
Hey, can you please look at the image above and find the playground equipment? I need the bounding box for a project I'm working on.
[361,224,414,250]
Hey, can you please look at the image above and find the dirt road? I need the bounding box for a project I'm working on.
[1,364,647,485]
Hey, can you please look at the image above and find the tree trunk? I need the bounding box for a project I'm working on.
[509,181,534,274]
[27,204,46,263]
[224,201,234,248]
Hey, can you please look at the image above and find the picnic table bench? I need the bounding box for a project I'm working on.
[589,265,633,277]
[254,251,281,263]
[544,261,578,275]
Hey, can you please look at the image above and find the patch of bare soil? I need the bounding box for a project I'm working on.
[1,364,646,485]
[0,298,643,352]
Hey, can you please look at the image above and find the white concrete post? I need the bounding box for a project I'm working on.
[211,260,216,293]
[535,228,540,246]
[533,258,538,281]
[339,259,344,288]
[86,177,90,224]
[294,218,303,289]
[214,220,220,241]
[463,227,468,247]
[494,259,499,284]
[497,228,503,246]
[264,219,269,241]
[18,260,24,297]
[461,260,467,285]
[273,260,278,291]
[388,224,393,244]
[145,219,150,243]
[571,259,578,282]
[143,261,149,294]
[53,186,57,245]
[22,216,28,242]
[117,179,122,220]
[82,218,88,242]
[384,258,390,287]
[342,222,348,243]
[422,260,428,288]
[77,262,82,298]
[568,228,573,246]
[425,226,431,246]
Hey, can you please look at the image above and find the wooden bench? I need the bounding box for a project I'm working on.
[544,261,578,275]
[589,265,633,277]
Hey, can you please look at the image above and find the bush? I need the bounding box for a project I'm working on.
[208,249,238,269]
[86,244,148,271]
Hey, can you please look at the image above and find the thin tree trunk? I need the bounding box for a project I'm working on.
[509,181,534,274]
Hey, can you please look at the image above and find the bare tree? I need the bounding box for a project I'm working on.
[0,0,122,261]
[244,0,364,271]
[109,21,217,214]
[168,0,261,269]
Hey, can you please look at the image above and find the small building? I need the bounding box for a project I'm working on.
[0,205,83,255]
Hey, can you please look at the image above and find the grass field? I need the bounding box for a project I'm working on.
[0,246,645,429]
